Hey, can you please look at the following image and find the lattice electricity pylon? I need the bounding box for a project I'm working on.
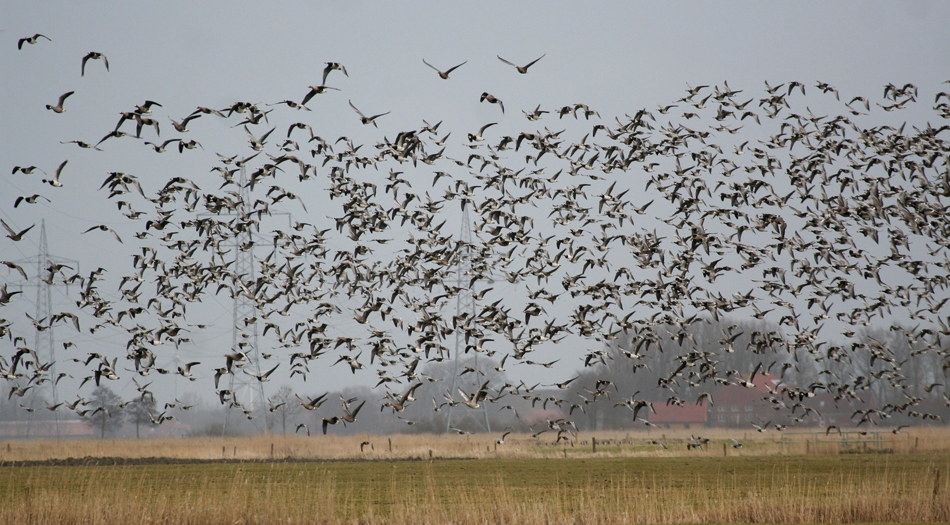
[211,166,289,434]
[445,203,492,433]
[11,220,79,438]
[220,167,265,433]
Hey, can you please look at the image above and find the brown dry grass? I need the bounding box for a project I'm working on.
[2,425,945,462]
[0,427,948,524]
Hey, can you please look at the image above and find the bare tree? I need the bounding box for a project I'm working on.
[126,396,157,439]
[267,385,301,434]
[83,386,125,438]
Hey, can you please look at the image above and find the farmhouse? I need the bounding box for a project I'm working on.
[649,403,707,430]
[708,374,879,429]
[709,374,781,427]
[0,420,94,439]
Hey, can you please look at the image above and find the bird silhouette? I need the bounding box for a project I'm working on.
[46,91,74,113]
[479,92,504,113]
[18,33,51,49]
[321,62,347,85]
[1,220,35,242]
[423,59,467,79]
[81,51,109,76]
[497,53,545,74]
[348,100,390,127]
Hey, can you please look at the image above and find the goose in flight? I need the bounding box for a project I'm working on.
[321,416,340,435]
[348,100,390,127]
[46,91,74,113]
[82,224,123,243]
[301,85,340,106]
[14,194,51,208]
[246,363,279,382]
[456,380,490,409]
[322,62,347,85]
[422,59,467,79]
[0,284,23,305]
[480,92,504,113]
[11,166,39,175]
[81,51,109,76]
[268,99,311,111]
[467,122,497,142]
[382,382,421,412]
[1,261,29,280]
[244,126,275,151]
[60,140,102,151]
[144,139,181,153]
[134,100,162,114]
[497,53,545,74]
[224,351,248,372]
[297,393,327,411]
[169,114,201,132]
[523,104,548,121]
[176,361,200,380]
[686,436,704,450]
[340,400,366,424]
[41,160,68,187]
[18,34,51,49]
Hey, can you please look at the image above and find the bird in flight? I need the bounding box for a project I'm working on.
[0,283,23,305]
[41,160,68,187]
[467,122,497,142]
[60,140,102,151]
[322,62,347,85]
[82,224,123,243]
[81,51,109,76]
[348,100,390,127]
[11,166,39,175]
[46,91,74,113]
[301,85,340,106]
[422,59,467,79]
[169,114,201,133]
[0,261,28,280]
[497,53,545,74]
[14,194,51,208]
[480,92,504,113]
[18,34,51,49]
[1,219,35,242]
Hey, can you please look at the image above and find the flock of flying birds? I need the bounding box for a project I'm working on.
[4,31,950,441]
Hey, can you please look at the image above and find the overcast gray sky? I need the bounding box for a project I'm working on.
[2,2,949,413]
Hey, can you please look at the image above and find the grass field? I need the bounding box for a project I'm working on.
[1,428,948,524]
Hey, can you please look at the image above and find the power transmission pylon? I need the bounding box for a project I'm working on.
[215,166,289,434]
[445,203,492,433]
[12,220,79,438]
[220,167,268,434]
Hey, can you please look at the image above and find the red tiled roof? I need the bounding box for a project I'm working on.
[649,403,708,424]
[714,374,783,404]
